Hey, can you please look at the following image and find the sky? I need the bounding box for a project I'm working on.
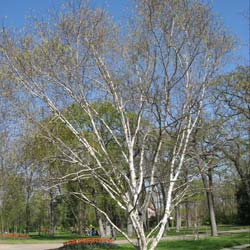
[0,0,249,70]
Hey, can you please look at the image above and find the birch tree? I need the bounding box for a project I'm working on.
[0,0,232,249]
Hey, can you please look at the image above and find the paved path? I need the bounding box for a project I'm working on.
[221,244,250,250]
[0,243,62,250]
[0,229,249,250]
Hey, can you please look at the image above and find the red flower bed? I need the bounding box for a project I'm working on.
[0,233,29,239]
[63,237,116,249]
[63,238,113,245]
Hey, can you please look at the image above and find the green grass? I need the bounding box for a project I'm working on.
[117,233,250,250]
[0,232,83,244]
[159,233,250,250]
[150,224,250,236]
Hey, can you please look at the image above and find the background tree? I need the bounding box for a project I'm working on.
[212,66,250,224]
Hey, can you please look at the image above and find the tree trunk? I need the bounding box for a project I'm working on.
[49,192,56,237]
[193,203,199,240]
[24,171,33,234]
[128,206,148,250]
[201,169,218,236]
[105,220,111,238]
[38,224,41,236]
[184,170,192,229]
[185,202,192,229]
[206,188,218,236]
[92,188,105,237]
[25,202,30,233]
[111,225,116,240]
[207,168,218,236]
[127,216,134,237]
[175,204,181,232]
[78,203,84,234]
[98,215,106,237]
[136,239,147,250]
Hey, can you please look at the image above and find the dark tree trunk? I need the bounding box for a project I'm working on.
[201,168,218,237]
[185,202,192,229]
[25,171,33,234]
[25,203,30,233]
[49,191,56,237]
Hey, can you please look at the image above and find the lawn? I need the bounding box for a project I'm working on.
[152,224,250,237]
[116,233,250,250]
[0,231,80,244]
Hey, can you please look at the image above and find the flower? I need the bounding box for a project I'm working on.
[63,237,113,245]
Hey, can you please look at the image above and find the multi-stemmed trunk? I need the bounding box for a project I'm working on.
[128,207,147,250]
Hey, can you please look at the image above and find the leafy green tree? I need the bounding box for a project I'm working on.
[213,66,250,199]
[210,66,250,225]
[0,174,26,233]
[235,174,250,225]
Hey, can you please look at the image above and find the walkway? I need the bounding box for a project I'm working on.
[221,244,250,250]
[0,243,62,250]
